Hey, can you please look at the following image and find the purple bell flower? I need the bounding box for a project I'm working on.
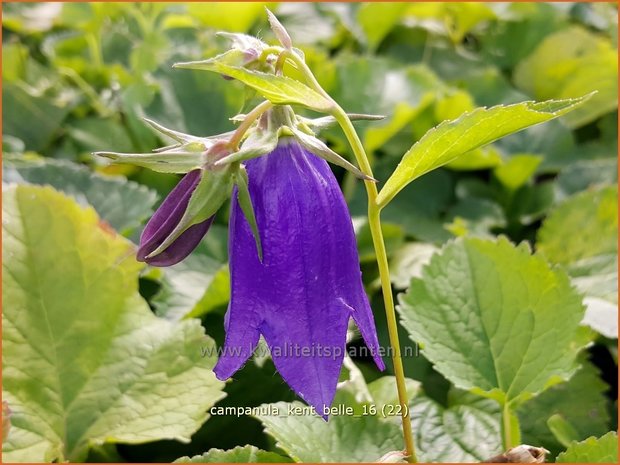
[137,170,214,267]
[213,139,385,416]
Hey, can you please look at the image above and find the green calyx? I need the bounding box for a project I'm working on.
[93,118,229,174]
[146,163,236,259]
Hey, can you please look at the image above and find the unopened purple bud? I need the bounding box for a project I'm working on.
[137,170,213,266]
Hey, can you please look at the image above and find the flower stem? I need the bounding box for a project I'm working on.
[501,403,520,451]
[333,109,418,464]
[283,50,418,463]
[228,100,273,150]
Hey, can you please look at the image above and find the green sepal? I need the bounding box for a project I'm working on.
[235,165,263,262]
[94,149,204,174]
[289,127,375,181]
[214,129,279,167]
[298,113,386,131]
[143,118,203,144]
[95,118,235,174]
[147,166,235,259]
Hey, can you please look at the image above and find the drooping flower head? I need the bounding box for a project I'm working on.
[214,138,385,415]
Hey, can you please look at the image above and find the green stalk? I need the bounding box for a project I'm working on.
[228,100,273,150]
[284,50,418,463]
[333,109,417,463]
[85,33,103,69]
[501,402,521,451]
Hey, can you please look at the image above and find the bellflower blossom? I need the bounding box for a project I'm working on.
[213,138,385,415]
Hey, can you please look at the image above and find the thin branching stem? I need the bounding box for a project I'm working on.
[228,100,273,150]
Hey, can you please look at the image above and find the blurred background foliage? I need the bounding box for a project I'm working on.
[2,2,618,463]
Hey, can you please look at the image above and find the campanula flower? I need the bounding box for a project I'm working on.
[213,139,385,415]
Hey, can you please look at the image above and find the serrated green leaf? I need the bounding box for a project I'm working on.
[2,185,226,462]
[398,237,585,405]
[518,361,611,457]
[174,445,291,463]
[173,60,332,112]
[377,96,591,208]
[3,158,158,233]
[411,393,502,462]
[538,186,618,337]
[556,432,618,463]
[254,401,403,462]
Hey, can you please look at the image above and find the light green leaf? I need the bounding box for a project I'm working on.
[514,26,618,128]
[493,154,542,191]
[367,376,420,411]
[398,237,585,405]
[556,432,618,463]
[174,445,291,463]
[2,185,226,462]
[406,2,496,43]
[411,393,502,462]
[187,2,265,32]
[538,186,617,267]
[377,96,591,208]
[518,361,611,457]
[445,146,503,171]
[173,59,333,112]
[254,401,403,462]
[3,157,158,233]
[357,3,408,51]
[389,242,439,289]
[538,186,618,337]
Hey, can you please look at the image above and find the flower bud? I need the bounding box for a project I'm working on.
[137,170,214,266]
